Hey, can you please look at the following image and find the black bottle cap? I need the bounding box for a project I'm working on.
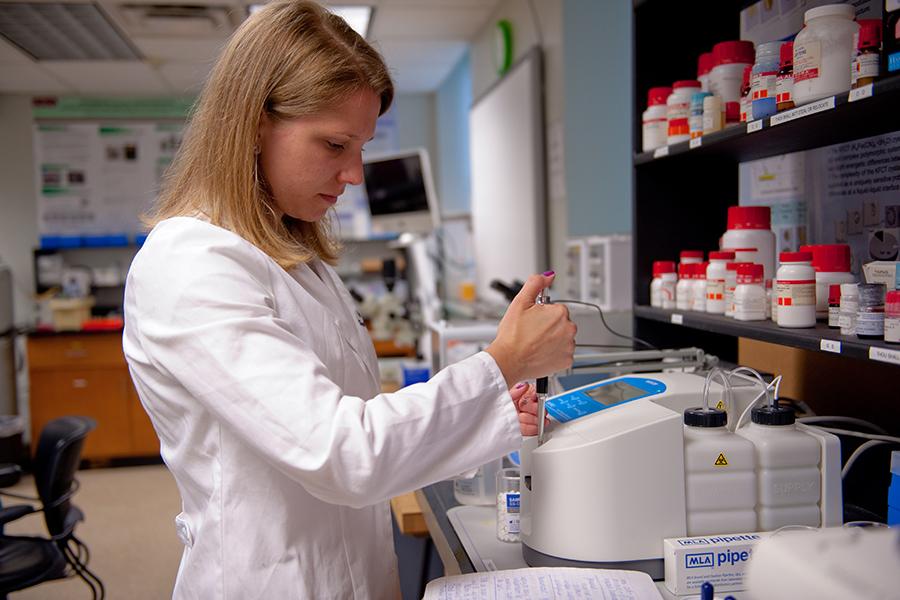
[684,407,728,428]
[751,405,796,426]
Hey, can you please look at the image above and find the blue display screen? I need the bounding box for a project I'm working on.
[545,377,667,423]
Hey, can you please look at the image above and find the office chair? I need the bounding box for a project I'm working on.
[0,416,104,599]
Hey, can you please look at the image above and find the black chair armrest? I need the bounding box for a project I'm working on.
[0,464,22,488]
[0,504,35,526]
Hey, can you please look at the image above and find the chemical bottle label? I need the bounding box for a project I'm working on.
[707,280,725,301]
[794,41,821,83]
[714,453,729,467]
[855,53,880,81]
[751,71,777,100]
[776,280,815,306]
[776,75,793,103]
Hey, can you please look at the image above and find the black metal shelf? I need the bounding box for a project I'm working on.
[635,75,900,167]
[635,305,900,366]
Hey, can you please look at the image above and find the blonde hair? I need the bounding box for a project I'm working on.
[149,0,394,268]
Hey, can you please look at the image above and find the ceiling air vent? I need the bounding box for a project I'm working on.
[0,2,140,60]
[116,4,239,37]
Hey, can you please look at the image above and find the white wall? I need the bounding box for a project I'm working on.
[0,95,38,326]
[468,0,567,282]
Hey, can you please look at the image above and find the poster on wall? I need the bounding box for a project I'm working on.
[740,129,900,276]
[33,121,184,247]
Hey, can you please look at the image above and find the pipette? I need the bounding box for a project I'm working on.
[536,287,550,445]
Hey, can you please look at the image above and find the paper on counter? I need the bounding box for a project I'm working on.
[423,567,663,600]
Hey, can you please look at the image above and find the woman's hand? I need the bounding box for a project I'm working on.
[486,272,576,387]
[509,382,548,437]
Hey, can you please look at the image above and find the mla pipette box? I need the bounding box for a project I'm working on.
[663,532,769,596]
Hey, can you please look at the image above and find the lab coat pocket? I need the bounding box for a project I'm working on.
[174,512,194,548]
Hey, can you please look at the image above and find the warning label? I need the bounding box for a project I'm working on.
[714,453,729,467]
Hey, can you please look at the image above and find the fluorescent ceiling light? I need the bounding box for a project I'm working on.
[247,4,371,38]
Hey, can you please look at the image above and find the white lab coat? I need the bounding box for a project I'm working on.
[122,217,521,599]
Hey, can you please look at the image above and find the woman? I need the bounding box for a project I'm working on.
[123,1,576,598]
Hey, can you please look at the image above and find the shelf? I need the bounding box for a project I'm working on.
[635,76,900,166]
[634,305,900,366]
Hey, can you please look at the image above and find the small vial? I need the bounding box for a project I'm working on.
[827,284,842,329]
[857,284,886,339]
[496,468,521,543]
[839,283,859,336]
[885,291,900,344]
[702,95,724,135]
[776,41,795,111]
[852,19,882,89]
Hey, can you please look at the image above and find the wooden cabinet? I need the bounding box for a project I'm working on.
[27,332,159,460]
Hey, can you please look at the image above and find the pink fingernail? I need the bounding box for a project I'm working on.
[543,270,555,276]
[515,382,526,389]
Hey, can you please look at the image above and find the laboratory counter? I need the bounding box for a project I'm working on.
[415,481,746,599]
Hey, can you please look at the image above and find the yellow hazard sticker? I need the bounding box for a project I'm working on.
[715,400,725,410]
[714,453,728,467]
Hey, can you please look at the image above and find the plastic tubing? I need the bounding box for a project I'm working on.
[701,367,733,413]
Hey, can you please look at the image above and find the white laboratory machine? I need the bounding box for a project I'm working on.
[518,371,842,579]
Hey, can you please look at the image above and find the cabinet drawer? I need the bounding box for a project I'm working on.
[28,334,126,370]
[29,369,132,459]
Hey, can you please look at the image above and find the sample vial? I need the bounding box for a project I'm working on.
[885,291,900,344]
[839,283,859,335]
[857,283,886,339]
[706,251,735,314]
[691,262,708,312]
[827,284,842,329]
[496,468,521,543]
[852,19,882,89]
[776,41,795,111]
[776,251,816,328]
[702,94,724,135]
[677,263,694,311]
[734,263,766,321]
[651,261,677,309]
[725,262,752,317]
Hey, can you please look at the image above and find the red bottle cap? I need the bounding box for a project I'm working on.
[741,64,752,88]
[673,80,702,89]
[695,262,708,279]
[678,263,691,278]
[779,41,794,68]
[886,290,900,306]
[653,261,676,276]
[806,244,851,272]
[680,250,704,260]
[828,284,842,304]
[709,251,736,260]
[712,41,756,66]
[698,52,714,77]
[727,261,750,272]
[737,263,764,283]
[857,19,882,50]
[647,86,673,106]
[780,251,813,263]
[727,205,771,230]
[725,101,740,123]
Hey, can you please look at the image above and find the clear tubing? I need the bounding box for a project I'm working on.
[701,367,733,413]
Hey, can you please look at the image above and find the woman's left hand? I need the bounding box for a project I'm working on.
[509,382,549,437]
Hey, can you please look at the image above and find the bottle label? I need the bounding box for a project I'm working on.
[740,96,751,122]
[707,279,725,301]
[776,74,793,103]
[667,101,690,136]
[735,291,767,318]
[752,71,777,100]
[856,312,885,336]
[856,53,880,81]
[642,120,667,149]
[885,317,900,343]
[794,40,821,83]
[828,306,841,327]
[776,280,815,306]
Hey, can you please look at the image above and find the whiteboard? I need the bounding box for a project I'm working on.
[469,49,547,302]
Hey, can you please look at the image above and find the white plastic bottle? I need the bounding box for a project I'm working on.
[680,250,704,265]
[651,261,677,309]
[667,80,702,145]
[734,263,767,321]
[706,251,735,314]
[839,282,859,335]
[737,405,822,531]
[683,407,757,536]
[793,4,859,106]
[776,251,816,328]
[691,262,708,312]
[709,40,756,118]
[801,244,855,320]
[642,86,672,152]
[725,262,752,318]
[454,458,503,506]
[676,263,693,311]
[721,206,776,285]
[698,51,714,92]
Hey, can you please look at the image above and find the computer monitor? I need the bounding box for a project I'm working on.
[362,148,439,235]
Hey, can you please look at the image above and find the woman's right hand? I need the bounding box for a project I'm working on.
[485,272,576,387]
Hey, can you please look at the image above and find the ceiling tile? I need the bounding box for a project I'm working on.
[391,64,451,93]
[369,6,490,39]
[131,37,225,63]
[0,64,69,93]
[374,39,466,68]
[157,61,212,94]
[0,35,32,64]
[40,60,169,94]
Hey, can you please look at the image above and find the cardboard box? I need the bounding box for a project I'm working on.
[664,532,769,596]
